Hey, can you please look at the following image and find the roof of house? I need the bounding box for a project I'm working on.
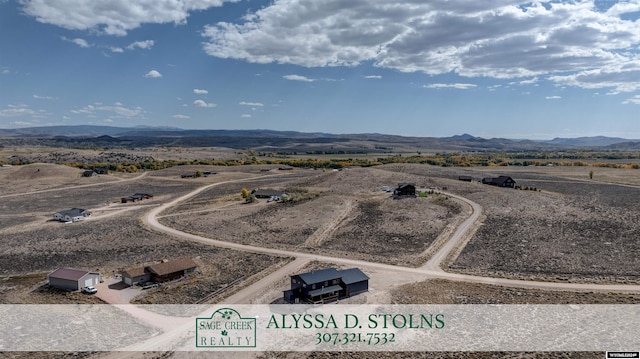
[49,268,90,281]
[56,208,87,217]
[295,268,340,285]
[146,258,198,277]
[338,268,369,284]
[252,189,284,198]
[397,183,416,188]
[121,266,147,278]
[484,176,515,185]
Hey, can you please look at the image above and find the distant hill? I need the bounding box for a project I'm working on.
[545,136,636,147]
[1,125,639,152]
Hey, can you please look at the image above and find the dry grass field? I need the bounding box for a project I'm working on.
[2,160,640,358]
[376,164,640,284]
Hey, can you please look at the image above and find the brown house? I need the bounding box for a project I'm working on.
[146,258,198,282]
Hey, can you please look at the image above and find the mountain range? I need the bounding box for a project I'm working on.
[1,125,639,152]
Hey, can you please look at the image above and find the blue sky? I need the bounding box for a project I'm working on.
[1,0,640,139]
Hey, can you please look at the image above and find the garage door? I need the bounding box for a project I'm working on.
[84,278,93,287]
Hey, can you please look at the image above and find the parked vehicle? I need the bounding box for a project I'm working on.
[82,286,97,294]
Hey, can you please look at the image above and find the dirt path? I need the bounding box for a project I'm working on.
[302,198,354,248]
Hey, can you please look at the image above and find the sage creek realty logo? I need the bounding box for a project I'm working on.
[196,308,256,348]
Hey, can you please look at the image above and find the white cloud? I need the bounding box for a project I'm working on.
[239,101,263,107]
[364,75,382,79]
[173,114,190,119]
[201,1,640,92]
[144,70,162,78]
[70,103,145,118]
[193,89,208,94]
[127,40,155,50]
[194,100,216,108]
[284,75,315,82]
[21,0,240,36]
[546,96,562,100]
[1,68,10,75]
[110,46,124,53]
[241,114,252,118]
[622,95,640,105]
[33,94,54,100]
[62,36,90,48]
[0,105,38,117]
[424,83,477,90]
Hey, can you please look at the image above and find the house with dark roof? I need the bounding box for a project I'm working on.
[121,193,153,203]
[48,268,102,291]
[283,267,369,304]
[393,183,416,197]
[93,167,109,175]
[121,267,151,286]
[53,208,91,222]
[82,170,97,177]
[251,189,285,199]
[482,176,516,188]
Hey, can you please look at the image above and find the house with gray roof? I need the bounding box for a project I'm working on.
[53,208,91,222]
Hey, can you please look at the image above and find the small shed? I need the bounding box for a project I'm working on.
[458,175,473,182]
[82,170,97,177]
[146,258,198,282]
[48,268,101,291]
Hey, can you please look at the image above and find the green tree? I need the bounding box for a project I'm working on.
[241,188,249,198]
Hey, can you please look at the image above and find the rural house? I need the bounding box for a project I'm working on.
[121,267,151,286]
[93,167,109,175]
[251,189,285,199]
[393,183,416,197]
[283,267,369,304]
[121,258,198,286]
[53,208,91,222]
[48,268,102,291]
[82,170,97,177]
[482,176,516,188]
[121,193,153,203]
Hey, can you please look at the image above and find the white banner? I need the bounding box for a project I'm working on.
[0,304,638,352]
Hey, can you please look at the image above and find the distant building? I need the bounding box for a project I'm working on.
[278,165,294,170]
[482,176,516,188]
[251,189,285,199]
[93,167,109,175]
[48,268,101,291]
[53,208,91,222]
[82,170,97,177]
[458,176,473,182]
[121,193,153,203]
[283,267,369,304]
[393,183,416,197]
